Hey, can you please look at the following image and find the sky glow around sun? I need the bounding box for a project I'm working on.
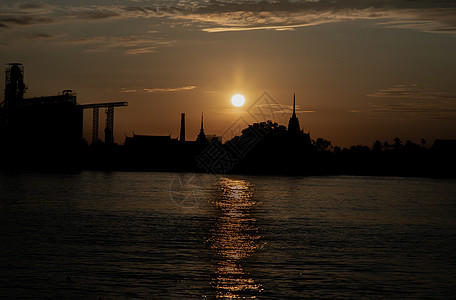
[231,94,245,107]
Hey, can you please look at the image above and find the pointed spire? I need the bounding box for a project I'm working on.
[200,112,204,131]
[197,112,208,143]
[180,113,185,142]
[288,92,301,135]
[292,93,296,117]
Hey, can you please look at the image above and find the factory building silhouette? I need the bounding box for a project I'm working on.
[0,63,127,169]
[0,63,83,167]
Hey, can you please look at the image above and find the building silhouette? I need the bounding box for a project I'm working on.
[286,93,311,145]
[196,112,208,144]
[3,63,26,111]
[79,102,127,145]
[0,63,129,169]
[288,93,301,135]
[207,134,223,143]
[0,64,83,160]
[180,113,185,142]
[123,112,211,171]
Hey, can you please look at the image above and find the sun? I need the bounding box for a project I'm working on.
[231,94,245,107]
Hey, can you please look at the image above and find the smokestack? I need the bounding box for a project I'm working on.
[180,113,185,142]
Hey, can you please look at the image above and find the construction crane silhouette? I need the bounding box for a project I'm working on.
[80,102,128,144]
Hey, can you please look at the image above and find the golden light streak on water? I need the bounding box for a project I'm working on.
[210,178,263,299]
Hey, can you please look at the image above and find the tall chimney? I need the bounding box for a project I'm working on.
[180,113,185,142]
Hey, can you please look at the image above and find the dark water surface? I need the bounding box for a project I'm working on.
[1,172,455,299]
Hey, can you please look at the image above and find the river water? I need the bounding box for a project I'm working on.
[1,172,455,299]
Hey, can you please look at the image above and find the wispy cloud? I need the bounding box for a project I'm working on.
[125,46,157,54]
[119,89,138,93]
[170,6,378,33]
[367,83,456,101]
[364,83,456,119]
[0,2,174,53]
[0,4,121,30]
[120,85,197,93]
[72,11,120,20]
[17,3,46,10]
[1,1,456,41]
[0,15,53,29]
[202,24,314,33]
[255,103,315,114]
[163,0,456,34]
[144,85,197,92]
[49,35,173,54]
[2,1,456,33]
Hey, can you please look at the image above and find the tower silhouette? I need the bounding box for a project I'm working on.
[3,63,27,112]
[196,112,208,143]
[287,93,301,135]
[180,113,185,142]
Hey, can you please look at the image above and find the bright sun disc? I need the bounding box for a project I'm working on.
[231,94,245,107]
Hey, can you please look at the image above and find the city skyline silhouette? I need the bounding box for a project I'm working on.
[0,63,454,177]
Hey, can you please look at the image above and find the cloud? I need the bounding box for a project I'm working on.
[0,3,56,29]
[21,32,58,41]
[119,89,138,93]
[365,83,456,119]
[18,3,47,10]
[0,4,121,30]
[0,3,173,53]
[125,46,157,54]
[121,86,197,93]
[367,83,456,101]
[59,35,173,54]
[0,15,53,28]
[73,11,119,20]
[144,85,197,92]
[255,103,315,114]
[2,1,456,38]
[143,0,456,34]
[202,24,312,33]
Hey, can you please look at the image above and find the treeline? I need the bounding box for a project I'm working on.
[228,121,455,178]
[1,119,453,178]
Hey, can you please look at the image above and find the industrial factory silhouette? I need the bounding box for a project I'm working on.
[0,63,219,171]
[0,63,128,169]
[0,63,454,177]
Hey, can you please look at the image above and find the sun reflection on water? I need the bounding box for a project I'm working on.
[210,178,263,299]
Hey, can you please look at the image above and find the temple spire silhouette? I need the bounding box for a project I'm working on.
[196,112,208,143]
[180,113,185,142]
[288,93,301,135]
[292,93,296,117]
[200,112,204,131]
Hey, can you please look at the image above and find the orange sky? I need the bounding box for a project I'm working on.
[1,0,456,147]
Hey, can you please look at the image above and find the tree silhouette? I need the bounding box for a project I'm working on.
[372,140,382,152]
[383,141,390,151]
[393,137,403,151]
[314,137,332,152]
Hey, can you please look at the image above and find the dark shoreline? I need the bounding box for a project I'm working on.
[1,153,453,180]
